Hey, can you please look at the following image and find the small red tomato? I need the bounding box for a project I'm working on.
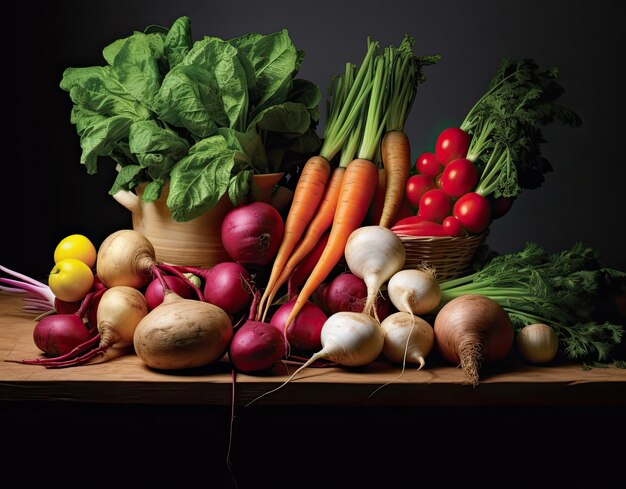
[441,158,479,198]
[406,174,436,209]
[415,152,443,177]
[442,216,466,237]
[453,192,492,234]
[491,196,516,219]
[435,127,471,165]
[418,189,453,223]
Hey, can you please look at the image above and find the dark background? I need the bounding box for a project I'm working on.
[3,0,625,279]
[3,1,626,485]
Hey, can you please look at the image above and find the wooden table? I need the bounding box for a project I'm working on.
[1,292,626,406]
[2,292,625,487]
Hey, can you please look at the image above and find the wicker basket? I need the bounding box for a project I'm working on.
[398,233,487,281]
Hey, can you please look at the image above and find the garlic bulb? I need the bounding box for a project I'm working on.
[516,323,559,364]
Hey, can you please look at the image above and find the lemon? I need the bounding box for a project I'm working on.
[54,234,97,268]
[49,258,95,303]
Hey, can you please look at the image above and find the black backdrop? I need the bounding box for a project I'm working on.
[4,1,626,278]
[3,2,626,485]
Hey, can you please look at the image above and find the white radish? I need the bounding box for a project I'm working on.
[344,226,406,319]
[247,312,384,406]
[387,268,441,315]
[380,312,434,369]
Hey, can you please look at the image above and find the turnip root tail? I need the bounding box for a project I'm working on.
[245,351,325,407]
[363,275,382,322]
[458,337,482,387]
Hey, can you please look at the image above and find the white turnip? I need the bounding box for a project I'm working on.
[387,268,441,315]
[380,312,434,369]
[247,312,384,406]
[344,226,406,320]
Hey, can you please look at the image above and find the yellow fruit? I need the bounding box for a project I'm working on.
[49,258,94,303]
[54,234,97,268]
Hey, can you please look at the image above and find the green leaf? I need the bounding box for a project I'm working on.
[164,16,192,68]
[109,164,143,196]
[244,29,299,115]
[156,37,250,136]
[141,179,166,202]
[216,127,266,172]
[128,120,190,180]
[249,102,311,136]
[113,33,163,108]
[289,78,321,123]
[227,169,253,206]
[166,135,239,221]
[103,39,126,66]
[79,115,135,173]
[60,66,152,119]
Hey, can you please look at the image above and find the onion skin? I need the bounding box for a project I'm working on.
[516,323,559,364]
[434,294,514,386]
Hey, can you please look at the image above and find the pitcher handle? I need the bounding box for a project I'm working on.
[112,189,141,215]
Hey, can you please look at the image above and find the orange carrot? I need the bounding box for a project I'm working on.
[260,166,346,321]
[256,155,331,320]
[367,166,387,225]
[379,130,411,228]
[284,159,379,328]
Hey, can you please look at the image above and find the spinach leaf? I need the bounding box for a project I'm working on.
[164,15,192,69]
[109,164,143,196]
[128,120,189,181]
[78,114,135,173]
[167,135,250,221]
[249,101,312,137]
[60,66,152,119]
[112,33,163,108]
[156,37,250,136]
[244,30,299,116]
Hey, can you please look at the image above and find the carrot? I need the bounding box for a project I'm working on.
[379,130,411,227]
[256,155,330,319]
[378,36,440,228]
[257,40,378,320]
[284,158,379,327]
[260,166,345,321]
[367,167,387,225]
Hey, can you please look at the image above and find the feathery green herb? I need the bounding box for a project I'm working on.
[460,58,582,198]
[439,243,625,361]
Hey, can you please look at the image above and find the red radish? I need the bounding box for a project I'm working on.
[221,201,284,268]
[441,158,478,197]
[20,286,148,368]
[435,127,470,165]
[31,294,98,357]
[453,192,492,234]
[405,174,436,209]
[323,272,391,320]
[202,262,252,315]
[415,152,442,177]
[229,291,286,372]
[145,275,194,310]
[442,216,466,237]
[418,189,452,223]
[434,294,514,386]
[270,298,327,353]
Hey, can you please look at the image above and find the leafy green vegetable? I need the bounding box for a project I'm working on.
[439,243,625,362]
[60,16,321,221]
[458,58,582,198]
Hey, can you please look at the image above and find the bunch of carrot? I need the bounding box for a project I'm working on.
[257,36,439,325]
